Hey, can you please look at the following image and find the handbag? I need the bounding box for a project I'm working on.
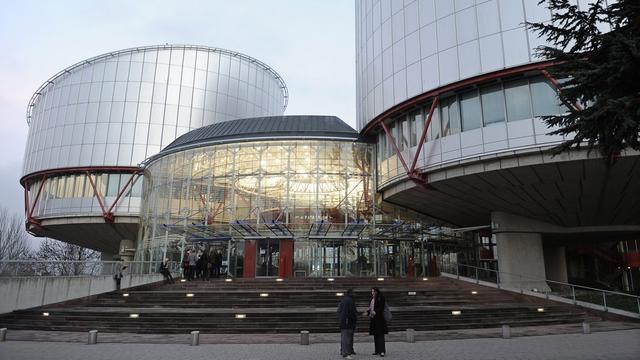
[383,303,392,322]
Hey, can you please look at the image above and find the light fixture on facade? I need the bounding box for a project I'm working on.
[180,279,186,283]
[276,278,284,282]
[451,310,462,316]
[225,278,233,282]
[123,293,130,297]
[42,312,50,316]
[327,278,335,282]
[186,293,194,297]
[537,308,545,312]
[408,291,416,296]
[336,292,344,296]
[235,314,246,319]
[377,277,384,281]
[260,293,269,297]
[129,314,139,318]
[422,277,428,281]
[471,291,478,295]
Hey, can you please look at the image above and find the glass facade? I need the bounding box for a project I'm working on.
[22,45,287,221]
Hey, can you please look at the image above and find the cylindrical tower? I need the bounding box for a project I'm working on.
[21,44,288,254]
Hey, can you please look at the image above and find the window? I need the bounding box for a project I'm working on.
[460,90,482,131]
[504,80,532,121]
[399,117,410,151]
[531,78,562,116]
[426,101,441,141]
[440,96,460,136]
[410,110,422,147]
[480,85,505,125]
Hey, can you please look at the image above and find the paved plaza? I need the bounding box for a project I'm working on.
[1,329,638,360]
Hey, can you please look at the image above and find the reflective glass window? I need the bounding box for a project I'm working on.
[460,90,482,131]
[531,78,562,116]
[481,85,506,125]
[410,111,421,147]
[427,102,441,141]
[440,96,460,136]
[504,80,533,121]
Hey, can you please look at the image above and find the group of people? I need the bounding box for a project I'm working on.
[337,287,388,359]
[182,248,224,281]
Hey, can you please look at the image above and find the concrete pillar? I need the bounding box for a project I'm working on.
[492,212,550,292]
[544,244,568,283]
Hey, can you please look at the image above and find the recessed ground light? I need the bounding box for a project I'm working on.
[471,291,478,295]
[336,292,344,296]
[129,314,139,318]
[408,291,416,296]
[260,293,269,297]
[451,310,462,316]
[377,277,384,281]
[327,278,335,282]
[276,278,284,282]
[122,293,130,297]
[422,277,429,281]
[235,314,246,319]
[537,308,545,312]
[42,312,50,316]
[225,278,233,282]
[186,293,195,297]
[180,279,186,283]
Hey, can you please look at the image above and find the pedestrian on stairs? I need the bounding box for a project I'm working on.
[338,288,357,359]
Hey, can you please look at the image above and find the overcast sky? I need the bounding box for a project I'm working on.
[0,0,356,228]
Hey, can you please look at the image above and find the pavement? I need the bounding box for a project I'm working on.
[0,329,639,360]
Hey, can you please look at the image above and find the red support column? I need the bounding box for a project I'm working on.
[279,239,294,278]
[410,97,439,174]
[243,240,257,278]
[380,121,409,173]
[541,70,583,112]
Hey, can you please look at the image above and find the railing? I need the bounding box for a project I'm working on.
[0,260,177,277]
[440,262,640,317]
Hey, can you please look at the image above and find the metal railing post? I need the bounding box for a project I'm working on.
[602,292,607,311]
[456,264,460,280]
[637,297,640,315]
[496,270,501,289]
[475,267,479,284]
[572,286,576,305]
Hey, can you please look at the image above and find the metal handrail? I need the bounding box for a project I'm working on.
[442,262,640,315]
[0,260,173,277]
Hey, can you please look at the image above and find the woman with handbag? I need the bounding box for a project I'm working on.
[366,287,388,357]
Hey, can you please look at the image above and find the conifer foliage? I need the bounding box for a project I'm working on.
[529,0,640,163]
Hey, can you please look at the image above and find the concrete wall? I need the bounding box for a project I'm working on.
[0,274,163,314]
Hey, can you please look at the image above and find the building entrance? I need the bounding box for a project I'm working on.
[256,238,280,277]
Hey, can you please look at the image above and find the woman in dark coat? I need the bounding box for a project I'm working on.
[367,287,388,357]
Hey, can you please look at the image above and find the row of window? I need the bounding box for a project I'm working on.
[379,76,565,155]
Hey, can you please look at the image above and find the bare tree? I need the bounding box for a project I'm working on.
[0,206,31,260]
[35,238,101,276]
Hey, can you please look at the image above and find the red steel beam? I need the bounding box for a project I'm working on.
[380,121,409,173]
[27,175,47,219]
[20,166,141,187]
[85,171,109,220]
[106,172,139,216]
[541,69,583,112]
[409,97,439,174]
[23,179,30,216]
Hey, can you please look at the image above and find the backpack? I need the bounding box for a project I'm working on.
[383,303,392,322]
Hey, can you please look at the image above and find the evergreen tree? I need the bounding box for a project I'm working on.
[528,0,640,164]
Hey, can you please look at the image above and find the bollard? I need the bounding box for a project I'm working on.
[300,330,310,345]
[190,331,200,346]
[88,330,98,345]
[502,325,511,339]
[406,328,415,343]
[0,328,7,342]
[582,322,591,334]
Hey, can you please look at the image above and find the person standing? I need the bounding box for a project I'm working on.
[337,288,357,359]
[367,287,387,357]
[159,258,174,284]
[188,249,197,281]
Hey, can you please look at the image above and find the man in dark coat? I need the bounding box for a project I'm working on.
[367,287,388,357]
[337,288,357,359]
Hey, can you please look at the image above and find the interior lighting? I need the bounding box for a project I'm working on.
[537,308,545,312]
[260,293,269,297]
[186,293,195,297]
[42,312,50,316]
[377,277,385,281]
[129,314,139,318]
[336,292,344,296]
[235,314,246,319]
[122,293,130,297]
[451,310,462,316]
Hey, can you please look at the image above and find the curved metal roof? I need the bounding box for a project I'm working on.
[157,115,361,156]
[26,44,288,125]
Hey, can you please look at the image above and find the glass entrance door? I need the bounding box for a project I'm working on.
[256,238,280,277]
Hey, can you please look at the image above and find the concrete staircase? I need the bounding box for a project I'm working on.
[0,277,598,334]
